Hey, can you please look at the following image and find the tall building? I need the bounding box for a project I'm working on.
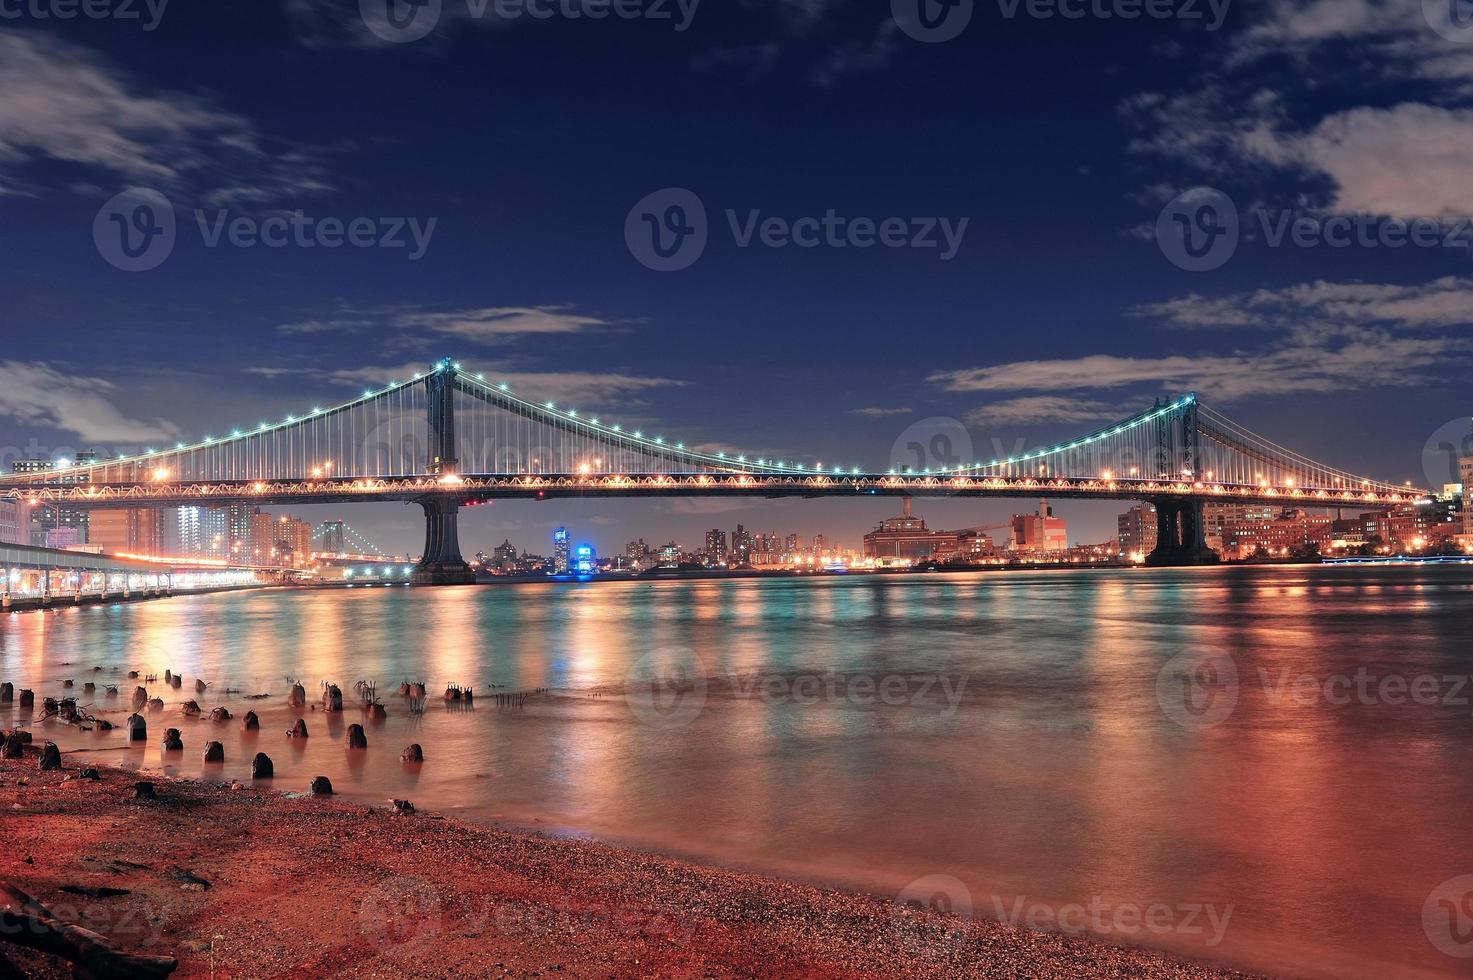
[1464,457,1473,541]
[1117,505,1158,560]
[0,499,27,546]
[731,525,753,565]
[491,539,518,572]
[704,528,727,564]
[625,538,650,567]
[553,527,570,574]
[13,454,94,546]
[573,543,598,576]
[245,511,313,566]
[226,504,257,560]
[165,507,230,558]
[90,508,163,556]
[784,533,800,555]
[1010,500,1068,554]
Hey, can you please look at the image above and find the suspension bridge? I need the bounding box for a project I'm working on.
[0,358,1425,583]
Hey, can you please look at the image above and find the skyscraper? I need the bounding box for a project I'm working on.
[166,507,230,558]
[0,499,25,546]
[226,504,257,559]
[553,527,570,573]
[13,454,94,546]
[1117,505,1157,560]
[731,524,753,565]
[1463,457,1473,541]
[90,508,163,556]
[704,528,727,564]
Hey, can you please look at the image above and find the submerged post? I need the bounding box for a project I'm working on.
[412,358,476,586]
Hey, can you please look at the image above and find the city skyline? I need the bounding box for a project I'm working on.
[0,4,1469,555]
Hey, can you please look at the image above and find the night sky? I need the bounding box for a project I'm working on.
[1,0,1469,557]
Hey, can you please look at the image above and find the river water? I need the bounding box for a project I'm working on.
[2,566,1471,978]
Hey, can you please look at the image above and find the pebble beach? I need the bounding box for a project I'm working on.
[0,747,1261,979]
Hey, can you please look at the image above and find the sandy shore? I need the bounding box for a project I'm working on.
[0,747,1256,979]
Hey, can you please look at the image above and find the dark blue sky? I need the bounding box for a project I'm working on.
[1,0,1469,555]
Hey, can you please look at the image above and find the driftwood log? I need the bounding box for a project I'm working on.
[0,881,177,978]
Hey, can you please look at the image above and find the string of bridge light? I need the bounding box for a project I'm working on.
[451,360,843,476]
[882,398,1192,477]
[11,376,424,481]
[6,367,1413,492]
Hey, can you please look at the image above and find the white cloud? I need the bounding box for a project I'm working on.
[279,305,613,342]
[932,333,1469,403]
[848,406,913,418]
[0,33,330,203]
[0,362,181,443]
[1245,104,1473,219]
[1124,2,1473,220]
[1135,277,1473,330]
[964,397,1123,426]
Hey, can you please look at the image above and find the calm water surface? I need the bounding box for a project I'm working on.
[2,566,1471,978]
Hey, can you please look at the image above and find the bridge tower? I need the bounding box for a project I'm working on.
[1144,396,1219,566]
[412,358,477,586]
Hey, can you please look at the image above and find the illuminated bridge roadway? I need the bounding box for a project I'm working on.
[0,359,1427,584]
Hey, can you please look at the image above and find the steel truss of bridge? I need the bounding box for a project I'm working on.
[0,358,1428,583]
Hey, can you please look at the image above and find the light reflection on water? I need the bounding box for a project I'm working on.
[3,566,1473,979]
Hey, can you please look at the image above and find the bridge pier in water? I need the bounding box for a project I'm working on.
[412,498,477,586]
[1145,499,1221,567]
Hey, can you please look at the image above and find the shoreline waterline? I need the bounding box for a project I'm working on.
[0,752,1258,979]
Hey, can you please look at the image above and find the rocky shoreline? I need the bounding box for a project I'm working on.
[0,749,1258,978]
